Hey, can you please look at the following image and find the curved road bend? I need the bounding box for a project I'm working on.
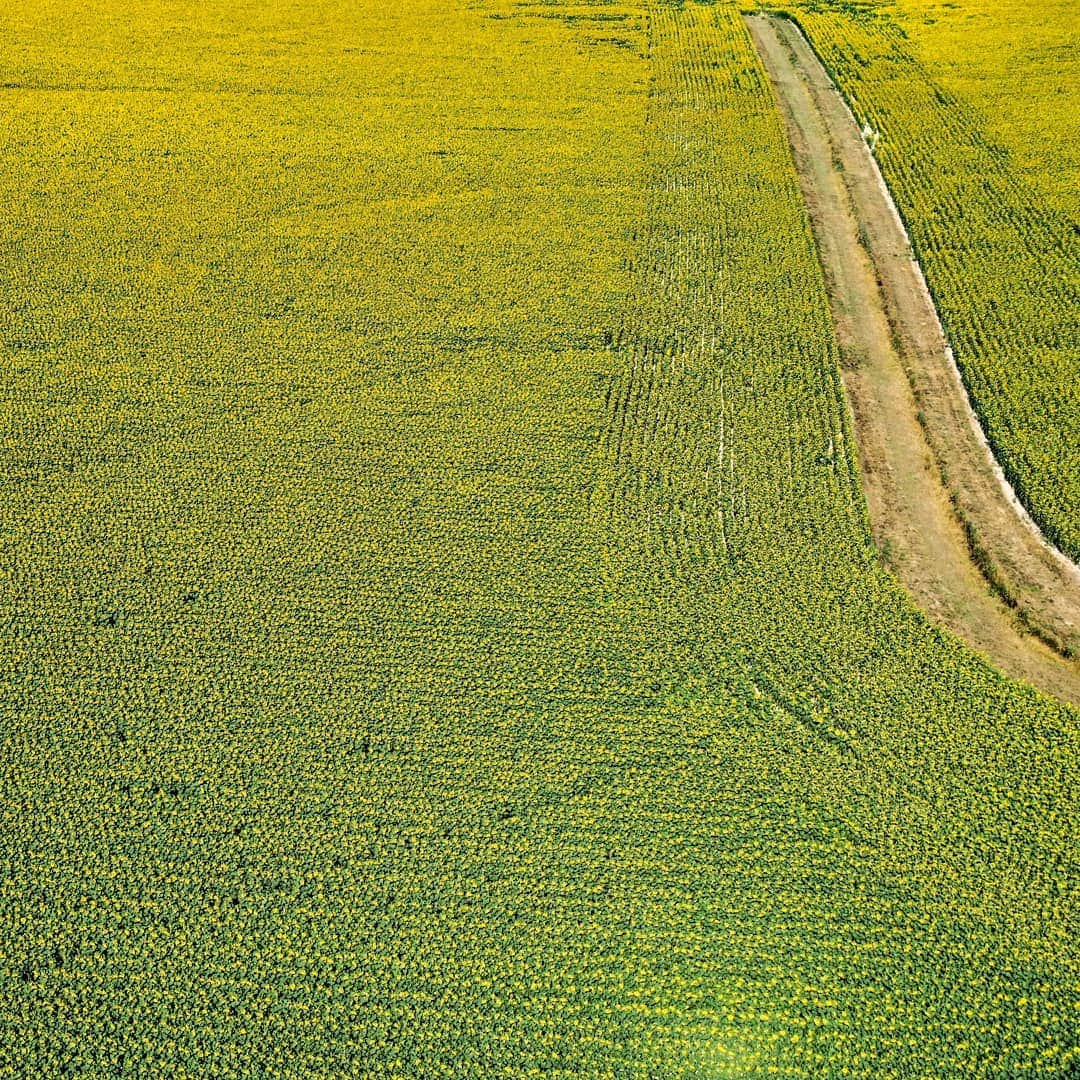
[745,12,1080,706]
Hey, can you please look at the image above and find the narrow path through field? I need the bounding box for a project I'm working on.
[745,12,1080,706]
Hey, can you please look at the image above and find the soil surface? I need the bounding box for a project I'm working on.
[746,12,1080,706]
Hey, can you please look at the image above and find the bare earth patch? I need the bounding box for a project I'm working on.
[746,11,1080,705]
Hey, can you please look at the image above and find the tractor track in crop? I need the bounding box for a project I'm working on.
[746,11,1080,706]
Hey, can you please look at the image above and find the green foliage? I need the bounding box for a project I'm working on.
[0,0,1077,1077]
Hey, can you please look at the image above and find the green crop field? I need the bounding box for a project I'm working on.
[1,0,1077,1077]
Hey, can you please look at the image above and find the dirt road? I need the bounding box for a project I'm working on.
[745,12,1080,706]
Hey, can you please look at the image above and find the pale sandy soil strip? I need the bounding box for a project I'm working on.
[745,12,1080,706]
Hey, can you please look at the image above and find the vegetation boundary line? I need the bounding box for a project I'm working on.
[746,9,1080,695]
[748,6,1080,584]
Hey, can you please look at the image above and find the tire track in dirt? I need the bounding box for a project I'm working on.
[746,11,1080,706]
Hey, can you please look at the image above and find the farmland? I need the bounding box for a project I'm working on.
[746,10,1080,696]
[786,0,1080,561]
[2,0,1078,1077]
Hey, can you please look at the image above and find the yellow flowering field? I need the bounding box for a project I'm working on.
[1,0,1077,1077]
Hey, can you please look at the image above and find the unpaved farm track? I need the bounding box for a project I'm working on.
[746,12,1080,706]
